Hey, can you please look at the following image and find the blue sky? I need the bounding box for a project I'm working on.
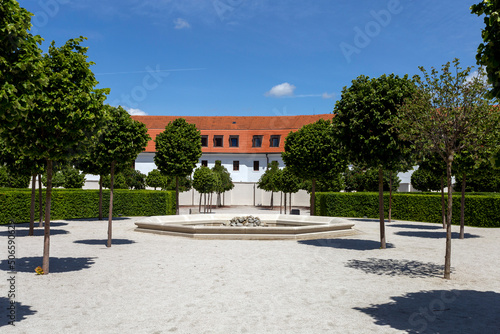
[20,0,485,117]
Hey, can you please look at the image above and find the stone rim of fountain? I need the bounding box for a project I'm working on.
[134,214,357,240]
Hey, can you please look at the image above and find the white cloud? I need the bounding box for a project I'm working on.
[174,18,191,29]
[126,108,148,116]
[265,82,296,98]
[322,92,335,99]
[465,68,488,85]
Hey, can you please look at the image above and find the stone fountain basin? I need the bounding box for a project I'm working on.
[134,214,356,240]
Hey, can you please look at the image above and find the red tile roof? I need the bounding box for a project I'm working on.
[132,114,334,153]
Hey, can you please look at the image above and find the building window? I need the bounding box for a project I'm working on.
[270,135,281,147]
[229,135,239,147]
[214,135,223,147]
[201,160,208,167]
[233,161,239,171]
[201,136,208,147]
[253,161,259,171]
[252,135,263,147]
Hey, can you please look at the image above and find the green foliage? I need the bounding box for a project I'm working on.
[42,165,86,189]
[344,166,400,192]
[0,0,44,135]
[333,74,416,171]
[257,161,281,193]
[103,173,128,189]
[302,173,344,193]
[212,160,234,194]
[454,162,500,192]
[277,167,301,194]
[103,169,146,190]
[146,169,167,190]
[411,168,441,192]
[154,118,202,178]
[7,37,109,162]
[193,166,216,194]
[0,165,30,188]
[315,192,500,228]
[92,105,150,173]
[471,1,500,99]
[0,189,176,224]
[163,176,192,192]
[283,119,346,181]
[397,60,499,164]
[121,168,146,190]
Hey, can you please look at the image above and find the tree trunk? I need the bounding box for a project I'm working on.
[444,157,453,280]
[270,191,274,209]
[98,175,103,220]
[311,178,316,216]
[199,193,202,213]
[378,167,386,249]
[42,159,53,274]
[289,193,292,213]
[204,193,207,213]
[280,192,283,214]
[284,192,287,214]
[175,176,179,215]
[460,172,466,239]
[29,174,36,236]
[38,174,43,227]
[389,172,393,223]
[107,161,115,248]
[210,192,213,213]
[441,176,446,229]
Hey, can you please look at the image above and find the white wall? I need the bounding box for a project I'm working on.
[134,152,284,184]
[179,182,311,206]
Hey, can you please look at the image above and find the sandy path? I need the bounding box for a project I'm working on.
[0,210,499,333]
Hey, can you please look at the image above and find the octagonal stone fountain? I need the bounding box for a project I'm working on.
[135,214,356,240]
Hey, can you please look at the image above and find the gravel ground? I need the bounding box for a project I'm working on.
[0,206,499,333]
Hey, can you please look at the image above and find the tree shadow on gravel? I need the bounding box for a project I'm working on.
[68,217,131,222]
[345,258,445,278]
[74,239,135,245]
[0,257,96,273]
[354,290,500,334]
[299,239,394,251]
[388,223,443,230]
[0,297,37,327]
[395,231,480,239]
[0,229,69,237]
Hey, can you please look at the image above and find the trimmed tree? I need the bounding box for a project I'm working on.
[282,119,347,216]
[277,167,301,214]
[257,161,281,209]
[3,37,108,274]
[154,118,202,215]
[92,105,150,247]
[146,169,167,190]
[333,74,416,247]
[212,160,234,207]
[396,59,500,279]
[193,166,216,213]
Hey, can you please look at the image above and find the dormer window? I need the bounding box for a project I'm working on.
[214,135,223,147]
[252,135,263,147]
[229,135,239,147]
[270,135,281,147]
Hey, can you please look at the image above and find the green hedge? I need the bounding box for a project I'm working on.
[0,188,176,224]
[315,192,500,228]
